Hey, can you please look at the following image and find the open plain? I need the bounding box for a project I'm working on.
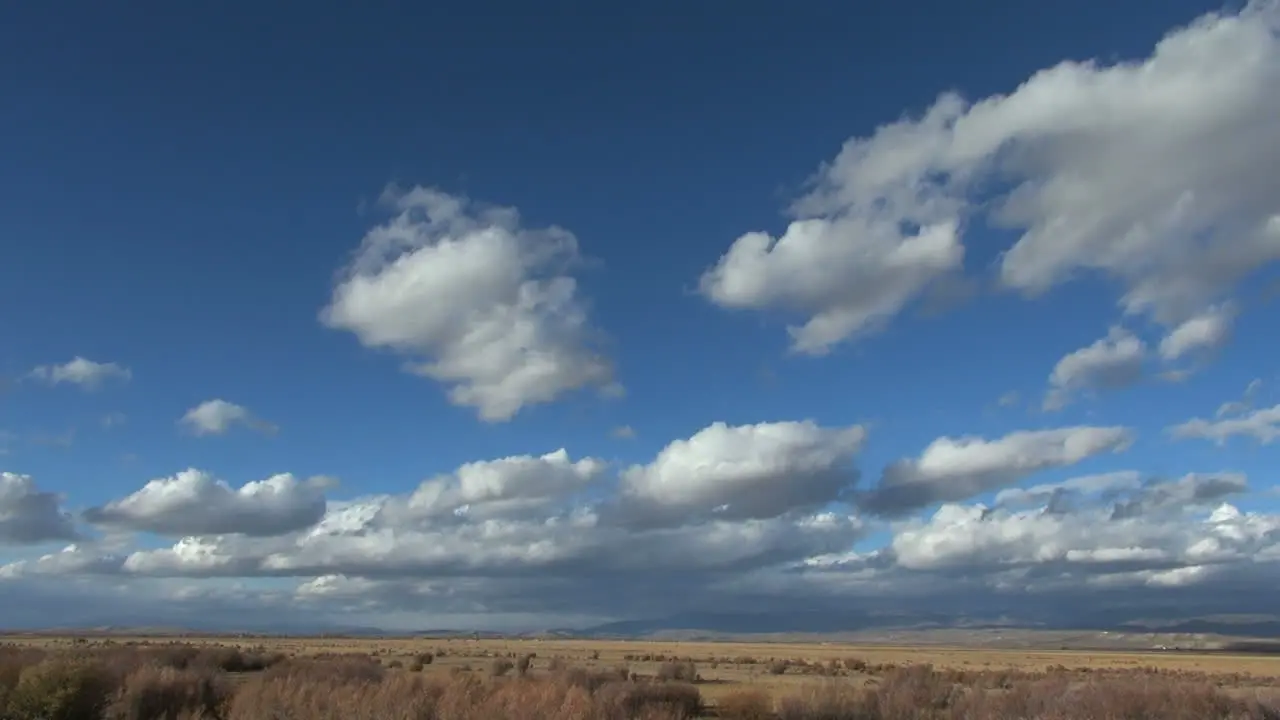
[3,633,1280,718]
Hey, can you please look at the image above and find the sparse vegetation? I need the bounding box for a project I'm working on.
[0,636,1277,719]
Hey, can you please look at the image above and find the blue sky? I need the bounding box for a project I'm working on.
[1,0,1278,631]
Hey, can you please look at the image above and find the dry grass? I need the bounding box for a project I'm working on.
[1,635,1278,718]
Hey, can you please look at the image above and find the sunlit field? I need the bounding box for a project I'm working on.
[2,634,1279,718]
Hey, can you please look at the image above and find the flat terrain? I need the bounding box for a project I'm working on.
[6,633,1280,704]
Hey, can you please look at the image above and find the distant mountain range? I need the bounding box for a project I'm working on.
[9,612,1280,645]
[570,611,1280,642]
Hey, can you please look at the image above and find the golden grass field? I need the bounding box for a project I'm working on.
[5,633,1280,707]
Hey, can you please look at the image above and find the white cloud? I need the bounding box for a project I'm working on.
[702,1,1280,356]
[699,211,963,356]
[860,426,1134,516]
[611,425,636,439]
[1043,327,1145,410]
[887,490,1274,577]
[0,420,1277,630]
[387,449,606,523]
[1158,303,1236,361]
[179,400,276,437]
[1109,473,1247,519]
[0,473,78,544]
[27,357,131,390]
[1170,404,1280,445]
[83,469,332,537]
[320,185,616,422]
[8,421,866,618]
[618,421,866,526]
[994,471,1143,509]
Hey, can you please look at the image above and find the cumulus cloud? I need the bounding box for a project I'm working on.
[320,185,616,422]
[179,400,276,436]
[702,1,1280,356]
[859,426,1134,517]
[1,416,1277,630]
[885,491,1273,579]
[1,421,865,622]
[1109,473,1248,519]
[1043,327,1146,410]
[994,471,1143,510]
[618,421,866,527]
[83,469,332,537]
[0,473,78,544]
[27,357,131,390]
[387,449,606,523]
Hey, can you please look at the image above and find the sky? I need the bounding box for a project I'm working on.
[1,0,1278,632]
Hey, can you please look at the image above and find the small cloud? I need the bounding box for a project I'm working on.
[101,413,127,429]
[179,400,277,437]
[27,357,131,390]
[1159,304,1236,362]
[611,425,636,439]
[997,391,1021,409]
[1216,379,1263,418]
[599,382,627,400]
[1043,327,1145,411]
[29,428,76,449]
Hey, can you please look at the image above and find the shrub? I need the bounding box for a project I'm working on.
[491,658,515,677]
[844,657,868,672]
[656,660,697,682]
[259,655,385,685]
[5,658,116,720]
[777,680,868,720]
[768,660,790,675]
[718,687,774,720]
[515,654,533,677]
[108,665,229,720]
[597,680,702,719]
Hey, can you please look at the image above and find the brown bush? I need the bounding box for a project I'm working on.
[775,666,1280,720]
[516,653,533,677]
[4,657,116,720]
[718,687,774,720]
[491,658,515,677]
[777,679,868,720]
[0,647,48,705]
[258,655,385,685]
[596,680,702,719]
[107,665,229,720]
[227,669,444,720]
[655,660,697,683]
